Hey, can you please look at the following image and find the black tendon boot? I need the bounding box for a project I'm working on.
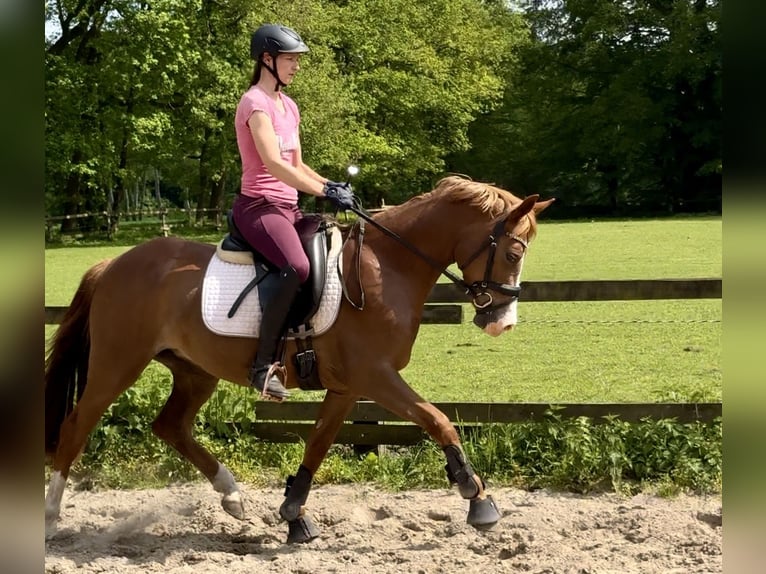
[248,265,301,400]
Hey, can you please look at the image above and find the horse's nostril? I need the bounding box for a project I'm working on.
[505,324,514,332]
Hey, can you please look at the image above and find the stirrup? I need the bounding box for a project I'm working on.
[257,362,289,402]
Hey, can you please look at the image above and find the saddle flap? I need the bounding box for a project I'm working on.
[295,214,324,241]
[280,222,330,328]
[297,221,329,321]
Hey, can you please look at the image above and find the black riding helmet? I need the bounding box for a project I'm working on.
[250,24,309,89]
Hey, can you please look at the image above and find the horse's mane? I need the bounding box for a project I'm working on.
[422,175,538,239]
[433,176,522,217]
[366,175,539,239]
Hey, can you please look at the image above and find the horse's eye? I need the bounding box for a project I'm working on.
[506,252,520,264]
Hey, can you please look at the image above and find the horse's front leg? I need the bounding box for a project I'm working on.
[362,367,501,530]
[279,390,359,544]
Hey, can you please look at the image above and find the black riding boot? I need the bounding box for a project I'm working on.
[248,265,301,401]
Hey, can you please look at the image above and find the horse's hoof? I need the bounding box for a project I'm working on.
[286,515,320,544]
[45,517,58,540]
[221,491,245,520]
[467,495,501,530]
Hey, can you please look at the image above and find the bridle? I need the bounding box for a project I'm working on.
[346,204,528,314]
[456,218,528,311]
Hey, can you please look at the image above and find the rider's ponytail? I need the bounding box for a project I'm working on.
[250,60,262,87]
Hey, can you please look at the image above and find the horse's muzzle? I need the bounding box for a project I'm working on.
[473,304,516,336]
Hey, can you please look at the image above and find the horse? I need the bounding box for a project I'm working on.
[44,175,553,543]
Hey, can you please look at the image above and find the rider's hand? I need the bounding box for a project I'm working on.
[323,181,355,210]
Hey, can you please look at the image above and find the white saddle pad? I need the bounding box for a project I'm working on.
[201,227,343,339]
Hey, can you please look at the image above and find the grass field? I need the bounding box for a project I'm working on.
[45,216,722,404]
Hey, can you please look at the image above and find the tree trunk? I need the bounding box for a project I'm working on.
[111,94,134,221]
[208,167,226,225]
[59,149,83,233]
[195,127,212,222]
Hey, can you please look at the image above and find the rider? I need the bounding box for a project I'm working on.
[233,24,355,400]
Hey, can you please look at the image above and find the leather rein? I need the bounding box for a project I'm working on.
[343,203,527,312]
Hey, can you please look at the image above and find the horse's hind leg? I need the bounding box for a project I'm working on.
[152,352,245,520]
[359,367,501,529]
[45,346,155,536]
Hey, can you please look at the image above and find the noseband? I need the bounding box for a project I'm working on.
[347,204,526,313]
[457,218,527,311]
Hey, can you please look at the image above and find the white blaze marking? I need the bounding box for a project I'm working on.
[484,258,524,336]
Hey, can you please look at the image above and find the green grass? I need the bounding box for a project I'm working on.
[45,246,133,305]
[45,216,722,403]
[45,217,722,304]
[522,217,721,280]
[404,301,720,403]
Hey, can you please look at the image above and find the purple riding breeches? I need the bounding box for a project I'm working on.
[232,194,310,283]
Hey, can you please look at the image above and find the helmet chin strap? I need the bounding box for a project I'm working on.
[262,56,285,91]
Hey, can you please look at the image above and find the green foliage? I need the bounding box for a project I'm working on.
[449,0,721,216]
[75,411,721,494]
[45,0,720,228]
[313,0,527,202]
[65,316,720,493]
[461,413,721,493]
[67,323,720,493]
[45,0,524,220]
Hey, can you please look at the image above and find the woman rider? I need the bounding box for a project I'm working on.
[232,24,354,400]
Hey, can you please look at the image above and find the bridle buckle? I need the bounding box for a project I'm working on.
[472,292,493,310]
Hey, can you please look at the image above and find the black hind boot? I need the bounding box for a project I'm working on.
[249,265,301,401]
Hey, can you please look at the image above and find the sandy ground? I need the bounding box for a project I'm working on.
[45,482,721,574]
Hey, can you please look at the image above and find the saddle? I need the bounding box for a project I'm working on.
[217,210,334,334]
[213,211,339,391]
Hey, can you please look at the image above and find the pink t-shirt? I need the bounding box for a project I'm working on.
[235,86,300,203]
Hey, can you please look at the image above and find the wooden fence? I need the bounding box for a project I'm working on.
[249,401,721,446]
[45,278,722,325]
[45,207,225,240]
[45,278,723,445]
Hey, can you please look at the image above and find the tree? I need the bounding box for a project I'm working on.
[46,1,205,227]
[45,0,114,230]
[325,0,527,204]
[45,0,527,221]
[449,0,721,216]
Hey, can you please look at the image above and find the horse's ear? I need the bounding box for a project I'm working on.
[534,198,555,215]
[504,195,538,232]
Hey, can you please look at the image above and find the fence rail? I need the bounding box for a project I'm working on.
[44,207,223,223]
[429,278,721,302]
[246,401,722,445]
[44,278,722,326]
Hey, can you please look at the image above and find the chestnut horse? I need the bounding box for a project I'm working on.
[45,176,553,542]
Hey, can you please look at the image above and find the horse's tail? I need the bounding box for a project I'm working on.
[45,259,111,459]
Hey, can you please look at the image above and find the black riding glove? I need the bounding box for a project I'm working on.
[323,181,355,210]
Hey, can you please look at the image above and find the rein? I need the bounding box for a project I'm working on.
[345,202,526,312]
